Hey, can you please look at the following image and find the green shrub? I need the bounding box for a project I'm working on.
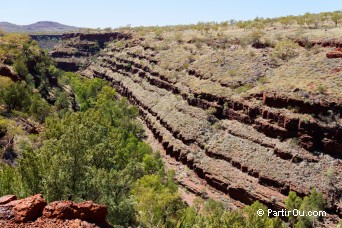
[0,82,31,112]
[154,28,163,40]
[235,83,253,93]
[258,76,268,84]
[284,189,325,227]
[131,173,185,227]
[331,11,342,27]
[317,85,326,94]
[285,191,303,226]
[338,219,342,228]
[272,39,300,61]
[296,189,325,227]
[0,163,26,197]
[174,31,183,43]
[29,93,51,123]
[13,57,29,78]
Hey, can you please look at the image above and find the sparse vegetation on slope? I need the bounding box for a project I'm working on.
[1,9,342,227]
[0,33,285,227]
[49,10,342,227]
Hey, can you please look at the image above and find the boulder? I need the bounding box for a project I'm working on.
[77,201,108,224]
[0,194,46,222]
[0,195,17,205]
[11,194,47,223]
[42,201,80,220]
[326,48,342,58]
[43,200,108,224]
[0,195,110,227]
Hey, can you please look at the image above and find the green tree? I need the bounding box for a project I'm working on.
[267,217,286,228]
[244,201,270,228]
[132,174,185,227]
[304,13,320,29]
[142,153,163,175]
[0,82,31,112]
[220,210,245,227]
[61,72,106,111]
[331,11,342,27]
[296,189,324,228]
[55,91,71,116]
[13,57,29,78]
[296,16,306,28]
[279,16,293,28]
[244,201,285,228]
[285,191,303,226]
[177,206,199,228]
[201,199,225,227]
[0,163,25,197]
[18,146,42,195]
[29,93,51,122]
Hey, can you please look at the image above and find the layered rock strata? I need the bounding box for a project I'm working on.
[51,32,342,225]
[50,32,132,71]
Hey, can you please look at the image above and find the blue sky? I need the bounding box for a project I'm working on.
[1,0,341,28]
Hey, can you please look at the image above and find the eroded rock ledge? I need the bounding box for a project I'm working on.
[50,32,133,72]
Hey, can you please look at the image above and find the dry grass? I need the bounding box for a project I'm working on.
[115,24,342,100]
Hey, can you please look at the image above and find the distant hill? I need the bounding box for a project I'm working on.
[0,21,82,34]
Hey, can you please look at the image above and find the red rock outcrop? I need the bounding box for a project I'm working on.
[0,195,17,205]
[327,48,342,58]
[294,38,342,48]
[43,201,108,224]
[293,38,342,58]
[0,194,46,223]
[0,195,111,228]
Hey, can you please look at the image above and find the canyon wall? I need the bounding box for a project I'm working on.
[51,32,342,224]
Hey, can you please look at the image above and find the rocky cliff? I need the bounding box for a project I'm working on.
[51,30,342,225]
[50,32,132,71]
[30,35,63,51]
[0,194,111,228]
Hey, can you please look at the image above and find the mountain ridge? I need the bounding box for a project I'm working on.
[0,21,82,34]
